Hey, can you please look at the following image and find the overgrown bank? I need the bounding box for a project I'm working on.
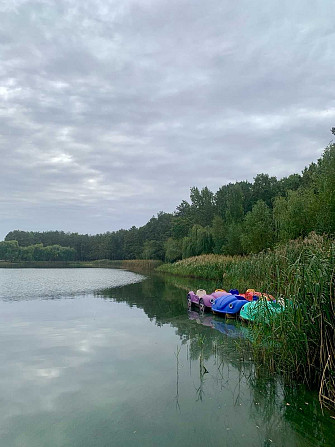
[91,259,162,273]
[157,233,335,410]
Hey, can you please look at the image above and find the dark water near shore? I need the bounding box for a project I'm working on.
[0,268,334,447]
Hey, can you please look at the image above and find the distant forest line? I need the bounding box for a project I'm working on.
[2,133,335,263]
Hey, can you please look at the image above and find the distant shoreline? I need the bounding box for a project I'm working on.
[0,259,162,272]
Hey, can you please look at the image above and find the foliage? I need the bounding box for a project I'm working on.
[273,188,317,242]
[241,200,274,253]
[315,144,335,234]
[181,225,213,258]
[211,215,226,254]
[215,183,244,223]
[0,241,76,261]
[189,186,215,227]
[142,240,164,260]
[4,134,335,262]
[164,238,182,262]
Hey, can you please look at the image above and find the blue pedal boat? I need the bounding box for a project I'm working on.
[212,290,249,318]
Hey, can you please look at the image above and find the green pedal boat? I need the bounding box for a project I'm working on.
[240,298,284,323]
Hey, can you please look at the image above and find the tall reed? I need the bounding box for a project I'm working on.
[158,233,335,408]
[92,259,162,272]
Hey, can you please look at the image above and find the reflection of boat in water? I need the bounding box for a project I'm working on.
[187,310,248,338]
[211,318,248,338]
[187,310,214,327]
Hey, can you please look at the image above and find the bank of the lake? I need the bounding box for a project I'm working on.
[157,233,335,411]
[0,259,161,272]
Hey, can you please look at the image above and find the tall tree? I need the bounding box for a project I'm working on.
[252,173,278,207]
[215,183,244,223]
[189,186,215,227]
[241,200,274,253]
[211,215,226,254]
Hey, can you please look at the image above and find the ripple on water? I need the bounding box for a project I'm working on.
[0,268,145,301]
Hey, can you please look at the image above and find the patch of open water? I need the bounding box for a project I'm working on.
[0,268,333,446]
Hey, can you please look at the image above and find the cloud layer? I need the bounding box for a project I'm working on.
[1,0,335,238]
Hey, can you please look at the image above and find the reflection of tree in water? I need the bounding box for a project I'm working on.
[282,384,335,446]
[181,323,256,406]
[248,372,335,446]
[181,316,335,445]
[96,273,187,323]
[97,272,335,445]
[248,374,291,445]
[95,273,219,327]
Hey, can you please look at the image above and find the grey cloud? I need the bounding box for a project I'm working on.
[0,0,335,238]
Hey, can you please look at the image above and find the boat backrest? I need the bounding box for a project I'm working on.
[229,289,239,295]
[196,289,207,298]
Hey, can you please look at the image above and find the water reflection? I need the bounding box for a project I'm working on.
[0,269,333,447]
[98,273,335,446]
[187,309,249,339]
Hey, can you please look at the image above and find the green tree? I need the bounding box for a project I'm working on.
[181,225,213,258]
[315,143,335,234]
[171,216,192,239]
[224,223,244,255]
[215,183,244,223]
[273,189,317,242]
[277,174,302,196]
[142,240,164,260]
[211,215,226,254]
[20,245,34,261]
[164,238,182,262]
[252,174,278,207]
[0,240,20,261]
[123,226,142,259]
[189,186,215,227]
[241,200,274,253]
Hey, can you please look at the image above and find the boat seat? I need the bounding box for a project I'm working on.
[196,289,207,298]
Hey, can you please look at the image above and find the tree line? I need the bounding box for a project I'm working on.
[4,132,335,263]
[0,240,76,262]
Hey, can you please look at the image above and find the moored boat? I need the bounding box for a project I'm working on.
[211,290,249,318]
[187,289,228,312]
[239,298,284,323]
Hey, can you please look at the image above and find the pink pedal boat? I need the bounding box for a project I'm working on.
[187,289,228,312]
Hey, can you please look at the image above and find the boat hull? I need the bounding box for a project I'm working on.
[212,294,248,317]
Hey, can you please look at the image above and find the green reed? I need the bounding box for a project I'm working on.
[158,233,335,409]
[92,259,162,272]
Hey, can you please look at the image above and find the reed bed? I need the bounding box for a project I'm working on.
[93,259,162,272]
[158,233,335,409]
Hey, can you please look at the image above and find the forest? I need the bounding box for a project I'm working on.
[2,133,335,263]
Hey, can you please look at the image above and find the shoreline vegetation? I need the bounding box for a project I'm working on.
[0,259,162,272]
[158,233,335,411]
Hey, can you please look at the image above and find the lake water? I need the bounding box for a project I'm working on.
[0,268,333,447]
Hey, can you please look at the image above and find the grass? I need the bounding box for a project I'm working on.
[91,259,162,273]
[158,233,335,410]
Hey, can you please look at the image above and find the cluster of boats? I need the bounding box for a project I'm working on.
[187,288,285,323]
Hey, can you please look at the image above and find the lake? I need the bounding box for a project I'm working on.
[0,268,334,447]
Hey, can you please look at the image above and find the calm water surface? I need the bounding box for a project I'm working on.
[0,268,333,447]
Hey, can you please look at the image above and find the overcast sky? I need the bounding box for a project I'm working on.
[1,0,334,240]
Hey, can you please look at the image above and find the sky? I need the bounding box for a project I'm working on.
[1,0,335,240]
